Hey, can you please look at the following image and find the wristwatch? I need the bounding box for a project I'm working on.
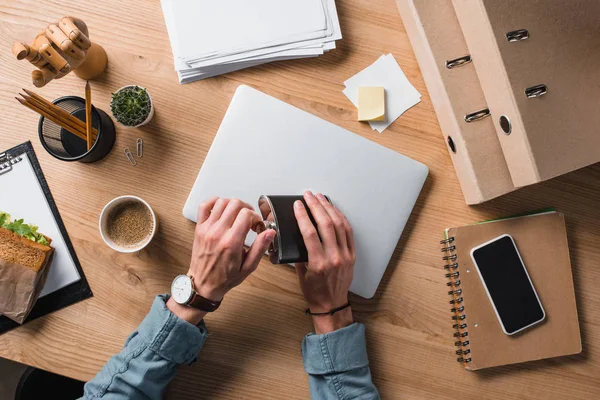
[170,275,221,312]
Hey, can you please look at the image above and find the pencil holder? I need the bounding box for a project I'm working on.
[38,96,116,163]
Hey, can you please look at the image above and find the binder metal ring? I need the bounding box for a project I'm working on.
[454,331,468,338]
[506,29,529,42]
[457,357,472,363]
[525,84,547,99]
[448,288,462,296]
[445,271,459,278]
[453,323,467,330]
[445,55,472,69]
[464,108,490,123]
[452,314,466,321]
[456,349,471,355]
[440,237,454,244]
[443,254,457,261]
[449,297,463,305]
[451,306,465,313]
[441,245,456,252]
[447,279,461,287]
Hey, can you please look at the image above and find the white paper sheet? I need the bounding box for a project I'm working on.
[171,0,329,61]
[185,42,326,69]
[161,0,341,83]
[343,54,422,133]
[181,45,324,71]
[0,153,80,297]
[179,55,320,84]
[182,1,340,67]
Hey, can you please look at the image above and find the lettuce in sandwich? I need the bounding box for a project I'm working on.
[0,212,50,246]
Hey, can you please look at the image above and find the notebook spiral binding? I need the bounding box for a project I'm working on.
[441,236,471,364]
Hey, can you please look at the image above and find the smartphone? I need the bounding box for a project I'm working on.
[470,234,545,335]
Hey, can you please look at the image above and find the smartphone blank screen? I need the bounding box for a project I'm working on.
[471,235,544,335]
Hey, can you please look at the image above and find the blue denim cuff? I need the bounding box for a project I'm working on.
[302,323,370,375]
[137,294,208,365]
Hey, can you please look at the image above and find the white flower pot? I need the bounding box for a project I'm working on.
[112,85,154,128]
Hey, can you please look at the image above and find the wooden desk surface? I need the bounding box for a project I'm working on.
[1,1,599,398]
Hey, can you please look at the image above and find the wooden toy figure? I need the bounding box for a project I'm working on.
[12,17,108,88]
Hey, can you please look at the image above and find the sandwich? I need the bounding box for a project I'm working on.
[0,212,54,324]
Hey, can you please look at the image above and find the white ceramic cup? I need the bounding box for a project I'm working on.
[99,195,158,253]
[112,85,155,128]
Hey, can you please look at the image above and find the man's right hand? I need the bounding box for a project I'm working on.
[168,197,275,325]
[294,191,356,334]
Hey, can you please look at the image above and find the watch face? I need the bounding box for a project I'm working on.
[171,275,194,304]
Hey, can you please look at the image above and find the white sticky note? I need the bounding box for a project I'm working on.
[343,54,421,133]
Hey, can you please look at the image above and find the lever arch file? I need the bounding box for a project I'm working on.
[452,0,600,187]
[441,211,581,370]
[395,0,515,204]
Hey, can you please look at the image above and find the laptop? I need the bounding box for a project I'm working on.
[183,85,428,298]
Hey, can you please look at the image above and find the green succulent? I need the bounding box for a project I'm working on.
[110,86,152,127]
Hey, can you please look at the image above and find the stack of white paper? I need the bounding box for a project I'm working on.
[161,0,342,84]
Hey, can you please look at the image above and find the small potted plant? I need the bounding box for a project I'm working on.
[110,85,154,127]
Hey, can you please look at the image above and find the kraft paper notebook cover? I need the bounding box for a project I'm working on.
[395,0,515,205]
[452,0,600,188]
[441,211,581,370]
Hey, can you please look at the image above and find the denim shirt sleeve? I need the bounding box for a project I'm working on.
[81,294,208,400]
[302,323,380,400]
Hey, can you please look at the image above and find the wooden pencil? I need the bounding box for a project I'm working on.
[18,94,98,141]
[22,89,90,133]
[16,97,90,141]
[21,88,98,137]
[26,95,93,140]
[19,93,87,139]
[85,81,93,150]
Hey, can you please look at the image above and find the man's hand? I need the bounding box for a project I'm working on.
[294,191,356,334]
[168,197,275,325]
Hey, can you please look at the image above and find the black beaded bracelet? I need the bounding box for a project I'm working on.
[305,302,351,316]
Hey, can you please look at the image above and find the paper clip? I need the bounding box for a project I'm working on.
[125,148,136,166]
[136,138,143,158]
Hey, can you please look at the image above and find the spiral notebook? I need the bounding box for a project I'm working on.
[441,211,581,370]
[0,141,92,333]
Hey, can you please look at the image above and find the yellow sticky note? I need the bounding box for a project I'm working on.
[357,87,385,122]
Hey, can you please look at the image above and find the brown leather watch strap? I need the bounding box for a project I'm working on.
[188,292,221,312]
